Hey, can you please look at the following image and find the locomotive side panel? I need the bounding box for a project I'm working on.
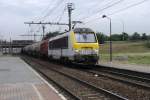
[48,33,71,60]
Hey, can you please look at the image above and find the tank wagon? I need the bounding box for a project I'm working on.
[22,28,100,64]
[23,42,39,56]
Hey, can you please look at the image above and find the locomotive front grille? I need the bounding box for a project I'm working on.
[80,49,95,55]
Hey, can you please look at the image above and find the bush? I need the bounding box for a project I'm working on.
[145,41,150,48]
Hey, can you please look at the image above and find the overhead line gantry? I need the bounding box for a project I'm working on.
[24,21,69,39]
[24,3,83,41]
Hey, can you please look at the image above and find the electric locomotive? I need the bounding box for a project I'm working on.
[48,28,99,64]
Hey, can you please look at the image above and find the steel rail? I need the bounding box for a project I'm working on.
[95,65,150,80]
[22,57,81,100]
[86,69,150,90]
[26,57,128,100]
[99,69,150,83]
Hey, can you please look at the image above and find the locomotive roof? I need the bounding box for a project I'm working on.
[48,28,95,42]
[73,28,94,33]
[49,32,68,42]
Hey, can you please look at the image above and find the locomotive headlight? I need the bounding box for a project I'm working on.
[94,49,99,53]
[75,49,80,53]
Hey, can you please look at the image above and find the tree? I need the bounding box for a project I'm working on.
[43,31,60,40]
[141,33,148,40]
[121,32,129,41]
[148,35,150,40]
[111,34,122,41]
[96,32,108,44]
[130,32,141,41]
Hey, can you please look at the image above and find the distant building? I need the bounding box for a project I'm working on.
[12,40,34,45]
[0,40,34,54]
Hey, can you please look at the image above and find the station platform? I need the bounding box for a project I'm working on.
[99,62,150,74]
[0,56,66,100]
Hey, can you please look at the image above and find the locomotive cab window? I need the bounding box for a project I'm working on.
[75,33,96,43]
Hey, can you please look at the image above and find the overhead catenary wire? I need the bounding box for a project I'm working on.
[33,0,60,21]
[80,0,124,21]
[33,0,66,22]
[108,0,149,16]
[28,0,61,35]
[56,6,66,23]
[84,0,149,24]
[31,0,123,34]
[29,0,67,40]
[41,0,66,21]
[50,2,67,22]
[73,0,107,20]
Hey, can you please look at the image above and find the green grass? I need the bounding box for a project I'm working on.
[128,55,150,65]
[99,41,150,65]
[100,41,150,54]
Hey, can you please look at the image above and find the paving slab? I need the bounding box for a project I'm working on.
[0,56,65,100]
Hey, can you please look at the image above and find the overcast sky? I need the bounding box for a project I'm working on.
[0,0,150,41]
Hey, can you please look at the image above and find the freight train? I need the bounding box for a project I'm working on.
[22,28,100,64]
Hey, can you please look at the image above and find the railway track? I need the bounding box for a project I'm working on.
[22,56,150,100]
[85,69,150,90]
[22,56,128,100]
[95,65,150,81]
[66,63,150,89]
[92,65,150,89]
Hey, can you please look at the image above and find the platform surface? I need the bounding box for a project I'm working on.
[0,56,64,100]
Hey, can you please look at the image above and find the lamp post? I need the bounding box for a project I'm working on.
[120,19,125,41]
[102,15,112,62]
[121,20,125,33]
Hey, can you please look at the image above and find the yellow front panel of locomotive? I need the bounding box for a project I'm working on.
[70,31,99,50]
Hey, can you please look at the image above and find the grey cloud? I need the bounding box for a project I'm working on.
[0,0,150,40]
